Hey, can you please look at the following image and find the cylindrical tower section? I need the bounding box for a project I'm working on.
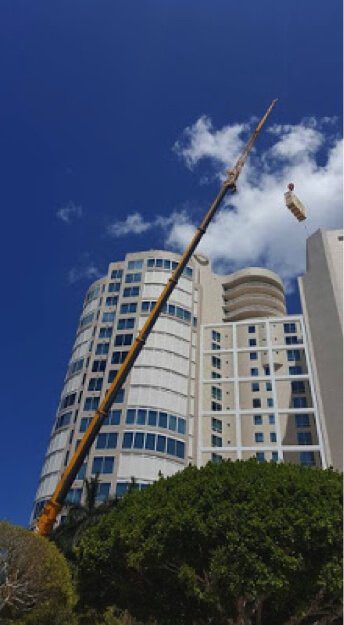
[222,267,286,321]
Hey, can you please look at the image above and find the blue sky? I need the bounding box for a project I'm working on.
[0,0,342,526]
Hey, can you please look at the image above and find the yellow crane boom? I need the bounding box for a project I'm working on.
[36,98,278,537]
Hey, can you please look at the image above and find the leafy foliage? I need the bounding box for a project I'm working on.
[74,461,342,625]
[0,521,76,625]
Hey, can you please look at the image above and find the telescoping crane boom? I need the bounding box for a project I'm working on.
[36,98,278,537]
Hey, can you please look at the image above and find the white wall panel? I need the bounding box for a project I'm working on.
[144,270,168,285]
[71,341,90,360]
[41,450,65,477]
[154,317,191,341]
[47,430,69,455]
[169,290,192,308]
[130,367,188,395]
[118,454,183,481]
[127,386,187,415]
[62,373,83,395]
[134,350,189,376]
[36,473,59,499]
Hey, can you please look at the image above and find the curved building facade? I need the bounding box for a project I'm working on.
[222,267,286,321]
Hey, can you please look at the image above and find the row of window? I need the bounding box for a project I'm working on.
[125,408,186,434]
[79,409,121,431]
[141,300,195,325]
[212,428,312,446]
[66,480,150,505]
[84,390,124,411]
[122,431,185,458]
[147,257,193,278]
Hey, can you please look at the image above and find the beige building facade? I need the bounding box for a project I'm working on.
[298,229,343,470]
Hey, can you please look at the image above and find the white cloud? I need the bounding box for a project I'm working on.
[68,263,102,284]
[107,211,189,237]
[166,116,343,284]
[56,201,83,223]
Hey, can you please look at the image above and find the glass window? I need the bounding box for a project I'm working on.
[250,352,258,360]
[255,432,264,443]
[137,409,146,425]
[120,303,137,314]
[300,451,315,466]
[108,370,118,383]
[212,330,221,342]
[211,342,220,351]
[96,343,109,355]
[156,435,166,452]
[99,327,112,338]
[113,388,124,404]
[148,410,157,427]
[284,322,296,334]
[134,432,145,449]
[271,452,279,462]
[123,286,140,297]
[108,282,120,293]
[122,432,134,448]
[211,417,222,433]
[249,338,257,346]
[270,432,277,443]
[253,398,261,408]
[293,397,307,408]
[256,452,265,462]
[211,401,222,412]
[167,438,176,455]
[211,386,222,400]
[212,356,221,369]
[116,482,128,496]
[147,258,155,268]
[251,382,260,392]
[295,414,310,428]
[145,433,156,450]
[111,351,128,364]
[289,366,302,375]
[266,382,272,391]
[96,433,118,449]
[264,365,270,375]
[177,418,186,434]
[127,259,143,270]
[291,381,306,393]
[212,453,222,463]
[286,336,299,345]
[297,432,312,445]
[156,258,163,268]
[211,435,222,447]
[96,483,110,501]
[102,312,115,322]
[212,372,221,379]
[92,457,114,474]
[269,414,275,425]
[88,378,103,391]
[106,296,118,307]
[66,489,82,505]
[159,412,168,428]
[267,398,274,408]
[254,415,262,425]
[125,273,141,283]
[76,464,87,480]
[248,325,256,333]
[126,409,136,424]
[115,334,133,346]
[287,349,301,361]
[84,397,99,411]
[60,393,76,409]
[79,417,91,432]
[250,368,259,376]
[55,411,72,430]
[117,318,135,330]
[176,441,185,458]
[104,410,121,426]
[92,359,106,372]
[169,415,177,431]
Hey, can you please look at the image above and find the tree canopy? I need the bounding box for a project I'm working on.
[0,521,76,625]
[75,460,342,625]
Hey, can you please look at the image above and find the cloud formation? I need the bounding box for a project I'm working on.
[56,201,83,223]
[105,116,342,287]
[68,262,101,284]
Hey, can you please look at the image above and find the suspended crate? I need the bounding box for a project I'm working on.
[284,183,306,222]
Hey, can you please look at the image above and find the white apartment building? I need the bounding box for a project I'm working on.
[32,248,330,522]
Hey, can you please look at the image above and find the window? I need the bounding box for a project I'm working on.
[211,435,222,447]
[293,397,307,408]
[79,312,94,329]
[106,296,118,307]
[158,412,168,428]
[212,356,221,370]
[253,398,261,408]
[123,286,140,297]
[115,334,133,346]
[285,336,299,345]
[88,378,103,391]
[249,338,257,346]
[128,259,143,270]
[84,397,99,411]
[111,269,123,280]
[270,432,277,443]
[271,452,279,462]
[269,414,276,425]
[250,352,258,360]
[116,483,129,496]
[104,410,121,426]
[99,327,112,338]
[211,417,222,433]
[267,398,274,408]
[264,365,270,375]
[137,409,147,425]
[96,433,118,449]
[117,318,135,330]
[108,370,118,383]
[60,393,76,409]
[68,358,84,377]
[92,457,114,474]
[111,351,128,364]
[256,452,265,462]
[96,343,109,355]
[212,372,221,379]
[92,359,106,372]
[297,432,312,445]
[156,435,166,452]
[251,382,260,392]
[287,349,301,361]
[212,330,221,342]
[125,272,141,283]
[169,415,177,431]
[76,464,87,480]
[123,432,134,448]
[112,388,125,404]
[300,451,315,466]
[134,432,145,449]
[211,342,220,351]
[291,381,306,393]
[289,366,302,375]
[211,401,222,412]
[108,282,120,293]
[284,322,296,333]
[212,453,223,463]
[254,415,262,425]
[266,382,272,391]
[248,325,256,334]
[211,386,222,401]
[251,368,259,376]
[147,258,155,268]
[102,312,115,323]
[55,412,72,430]
[178,418,186,434]
[295,414,310,428]
[120,302,137,314]
[255,432,264,443]
[145,433,156,450]
[79,417,91,432]
[66,489,82,505]
[96,483,111,501]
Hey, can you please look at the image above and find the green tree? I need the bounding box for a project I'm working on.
[0,521,76,625]
[75,461,342,625]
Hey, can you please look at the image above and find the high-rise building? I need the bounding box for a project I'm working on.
[31,251,329,523]
[298,229,343,470]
